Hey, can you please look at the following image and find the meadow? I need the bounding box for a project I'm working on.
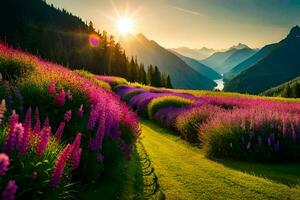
[0,43,300,199]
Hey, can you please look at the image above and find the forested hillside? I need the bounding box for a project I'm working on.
[0,0,172,88]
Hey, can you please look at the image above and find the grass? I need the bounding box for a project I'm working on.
[79,148,144,200]
[140,120,300,199]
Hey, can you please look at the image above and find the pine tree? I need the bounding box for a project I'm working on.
[147,65,154,85]
[166,75,173,88]
[152,66,162,87]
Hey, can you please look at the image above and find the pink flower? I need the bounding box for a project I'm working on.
[49,144,72,187]
[0,99,6,125]
[77,104,84,118]
[55,90,66,107]
[20,108,31,154]
[66,89,72,101]
[36,127,50,157]
[48,81,56,95]
[54,122,65,141]
[64,110,72,122]
[2,180,17,200]
[0,153,10,176]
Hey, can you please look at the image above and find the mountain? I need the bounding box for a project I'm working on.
[170,47,215,60]
[224,26,300,94]
[223,44,277,81]
[170,50,222,80]
[121,34,217,90]
[201,44,257,74]
[262,76,300,98]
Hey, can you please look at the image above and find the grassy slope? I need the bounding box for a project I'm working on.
[141,120,300,200]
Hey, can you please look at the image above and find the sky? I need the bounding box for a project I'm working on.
[46,0,300,49]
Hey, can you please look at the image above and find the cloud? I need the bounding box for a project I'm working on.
[169,5,204,17]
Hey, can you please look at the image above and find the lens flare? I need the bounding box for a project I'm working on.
[89,34,100,47]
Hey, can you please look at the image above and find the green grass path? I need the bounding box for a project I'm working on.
[141,120,300,200]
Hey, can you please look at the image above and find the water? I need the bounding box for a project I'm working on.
[214,74,224,91]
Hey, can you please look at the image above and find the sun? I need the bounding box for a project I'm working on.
[117,17,133,34]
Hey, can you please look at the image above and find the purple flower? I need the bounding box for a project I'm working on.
[4,112,19,152]
[2,180,17,200]
[0,153,10,176]
[258,136,262,145]
[54,122,65,141]
[36,127,50,157]
[246,142,251,150]
[49,144,72,187]
[20,107,31,154]
[64,110,72,122]
[48,81,56,95]
[55,90,66,107]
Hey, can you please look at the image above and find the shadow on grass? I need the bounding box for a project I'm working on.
[142,119,300,188]
[79,148,144,200]
[212,157,300,187]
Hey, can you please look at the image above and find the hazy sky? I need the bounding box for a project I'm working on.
[47,0,300,49]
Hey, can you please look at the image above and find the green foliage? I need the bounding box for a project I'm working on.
[0,57,34,80]
[74,70,111,90]
[147,96,192,120]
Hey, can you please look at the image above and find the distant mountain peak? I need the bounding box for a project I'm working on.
[230,43,249,50]
[287,25,300,39]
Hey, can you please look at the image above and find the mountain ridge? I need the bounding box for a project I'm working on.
[120,33,217,90]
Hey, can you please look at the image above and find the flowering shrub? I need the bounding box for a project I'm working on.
[147,96,193,120]
[175,105,222,143]
[200,108,300,161]
[94,75,128,87]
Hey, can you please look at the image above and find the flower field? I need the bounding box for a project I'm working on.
[0,44,140,199]
[115,84,300,162]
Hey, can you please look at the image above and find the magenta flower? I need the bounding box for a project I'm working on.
[42,117,50,129]
[20,107,31,155]
[49,144,72,187]
[48,81,56,95]
[64,110,72,122]
[66,89,72,101]
[71,148,82,170]
[54,122,65,141]
[2,180,17,200]
[0,153,10,176]
[55,90,66,107]
[77,104,84,118]
[4,112,19,152]
[0,99,6,125]
[33,107,41,134]
[14,123,24,151]
[36,127,50,157]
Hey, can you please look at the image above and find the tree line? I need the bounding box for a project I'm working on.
[0,0,172,88]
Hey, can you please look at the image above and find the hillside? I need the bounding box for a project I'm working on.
[201,44,257,74]
[121,34,217,90]
[224,26,300,94]
[262,76,300,98]
[170,47,215,60]
[224,44,277,81]
[170,50,222,80]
